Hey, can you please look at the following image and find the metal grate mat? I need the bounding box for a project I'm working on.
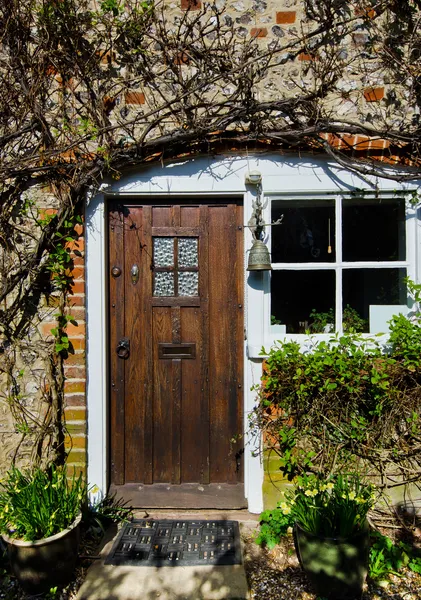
[105,519,242,567]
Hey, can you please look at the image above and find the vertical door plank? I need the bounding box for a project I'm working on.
[180,307,203,482]
[108,204,126,485]
[198,205,210,483]
[171,358,182,484]
[208,204,230,481]
[171,306,182,484]
[226,203,241,483]
[235,205,245,481]
[152,306,174,482]
[141,206,154,483]
[208,203,241,482]
[124,206,146,482]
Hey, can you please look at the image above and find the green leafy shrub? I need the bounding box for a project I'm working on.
[369,530,421,580]
[255,507,294,549]
[0,465,85,541]
[253,323,421,486]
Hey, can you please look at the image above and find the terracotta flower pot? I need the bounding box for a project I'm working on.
[2,513,82,594]
[294,521,370,600]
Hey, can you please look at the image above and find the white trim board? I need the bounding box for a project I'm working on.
[85,154,419,513]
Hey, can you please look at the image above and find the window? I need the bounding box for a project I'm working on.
[270,195,409,335]
[153,236,199,297]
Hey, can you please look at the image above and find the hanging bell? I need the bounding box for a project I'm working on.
[247,239,272,271]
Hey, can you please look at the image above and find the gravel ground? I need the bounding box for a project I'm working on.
[241,525,421,600]
[1,522,421,599]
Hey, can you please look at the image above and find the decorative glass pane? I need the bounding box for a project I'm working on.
[271,199,335,263]
[178,271,199,296]
[154,272,174,296]
[271,270,335,334]
[178,238,198,267]
[343,198,405,261]
[153,237,174,267]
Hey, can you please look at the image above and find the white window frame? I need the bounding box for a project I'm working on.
[264,190,418,345]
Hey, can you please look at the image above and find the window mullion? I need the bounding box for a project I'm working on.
[336,195,342,333]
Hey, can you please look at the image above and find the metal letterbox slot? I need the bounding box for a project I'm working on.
[158,343,196,360]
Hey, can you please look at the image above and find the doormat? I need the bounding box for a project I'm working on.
[104,519,242,567]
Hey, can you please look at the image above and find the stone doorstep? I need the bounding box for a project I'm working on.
[76,511,255,600]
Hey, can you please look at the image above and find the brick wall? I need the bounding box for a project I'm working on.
[64,224,87,477]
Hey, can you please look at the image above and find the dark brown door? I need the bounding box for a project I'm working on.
[108,200,245,507]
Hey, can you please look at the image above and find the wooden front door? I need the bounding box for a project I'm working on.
[108,200,245,508]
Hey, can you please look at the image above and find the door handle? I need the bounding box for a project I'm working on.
[116,337,130,359]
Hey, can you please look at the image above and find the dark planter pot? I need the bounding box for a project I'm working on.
[2,513,81,595]
[294,521,370,600]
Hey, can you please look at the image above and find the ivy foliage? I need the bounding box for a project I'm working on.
[254,284,421,488]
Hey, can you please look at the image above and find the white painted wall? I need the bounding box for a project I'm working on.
[86,153,420,513]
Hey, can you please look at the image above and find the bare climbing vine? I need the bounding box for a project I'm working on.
[1,0,421,465]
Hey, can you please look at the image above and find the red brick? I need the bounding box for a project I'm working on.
[64,394,86,407]
[64,366,86,379]
[63,352,86,367]
[67,266,84,280]
[66,307,85,320]
[39,322,55,339]
[355,7,376,19]
[64,380,86,394]
[72,256,85,267]
[65,435,86,449]
[355,135,371,151]
[369,138,387,150]
[66,238,85,252]
[251,28,267,38]
[276,11,296,24]
[181,0,201,10]
[68,338,86,351]
[125,91,145,105]
[64,464,87,478]
[67,295,85,307]
[340,134,357,148]
[174,52,190,65]
[70,280,85,294]
[64,408,86,421]
[65,448,87,463]
[363,87,384,102]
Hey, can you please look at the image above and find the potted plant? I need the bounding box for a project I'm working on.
[0,464,86,594]
[279,473,375,599]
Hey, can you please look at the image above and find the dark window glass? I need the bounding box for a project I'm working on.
[271,270,335,333]
[342,268,407,333]
[342,198,405,261]
[271,200,335,263]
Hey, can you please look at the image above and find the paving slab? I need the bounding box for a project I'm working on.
[76,511,255,600]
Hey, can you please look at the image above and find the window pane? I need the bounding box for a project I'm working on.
[271,199,335,263]
[178,271,199,296]
[342,268,407,333]
[179,238,198,267]
[154,272,174,296]
[342,197,405,261]
[153,237,174,267]
[271,270,335,333]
